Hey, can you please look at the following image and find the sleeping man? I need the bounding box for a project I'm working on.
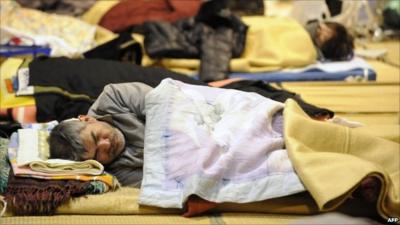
[49,82,152,188]
[48,80,390,209]
[305,20,354,61]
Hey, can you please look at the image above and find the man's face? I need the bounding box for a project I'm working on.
[78,116,125,165]
[316,23,334,47]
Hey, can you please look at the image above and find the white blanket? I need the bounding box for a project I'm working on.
[139,79,305,208]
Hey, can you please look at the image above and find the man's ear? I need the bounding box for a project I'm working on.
[78,115,97,123]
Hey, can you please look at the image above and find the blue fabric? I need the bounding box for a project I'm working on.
[0,45,51,57]
[228,68,376,82]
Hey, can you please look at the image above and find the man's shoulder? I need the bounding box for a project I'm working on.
[101,82,153,99]
[104,82,153,91]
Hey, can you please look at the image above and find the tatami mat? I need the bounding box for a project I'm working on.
[1,213,304,225]
[2,215,213,225]
[368,60,400,82]
[276,82,399,115]
[358,40,400,82]
[218,213,303,225]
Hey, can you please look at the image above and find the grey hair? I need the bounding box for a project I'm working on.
[48,120,87,161]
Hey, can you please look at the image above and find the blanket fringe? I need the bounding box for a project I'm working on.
[4,173,89,215]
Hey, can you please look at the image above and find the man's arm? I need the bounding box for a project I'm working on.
[88,82,153,149]
[88,82,152,118]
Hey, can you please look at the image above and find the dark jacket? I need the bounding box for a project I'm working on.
[28,57,206,122]
[143,0,248,82]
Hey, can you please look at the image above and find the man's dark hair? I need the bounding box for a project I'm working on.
[320,22,354,61]
[48,120,87,161]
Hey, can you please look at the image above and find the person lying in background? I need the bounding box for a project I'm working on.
[48,81,383,205]
[141,0,355,82]
[305,20,354,61]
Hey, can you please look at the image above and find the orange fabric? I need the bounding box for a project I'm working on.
[10,105,37,123]
[0,106,37,123]
[5,79,13,93]
[99,0,202,32]
[207,78,244,87]
[0,108,8,117]
[183,195,217,217]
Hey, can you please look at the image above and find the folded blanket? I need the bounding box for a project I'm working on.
[28,159,103,175]
[4,171,91,215]
[3,168,110,216]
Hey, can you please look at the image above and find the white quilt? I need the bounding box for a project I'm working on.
[139,79,305,208]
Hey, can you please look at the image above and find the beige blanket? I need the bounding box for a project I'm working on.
[284,99,399,219]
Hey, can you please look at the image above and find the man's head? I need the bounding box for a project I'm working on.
[48,115,126,165]
[316,21,354,61]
